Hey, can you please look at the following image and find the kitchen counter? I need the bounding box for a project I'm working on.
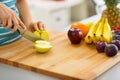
[1,15,120,80]
[1,62,120,80]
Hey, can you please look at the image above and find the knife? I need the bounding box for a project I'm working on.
[0,20,41,42]
[17,27,41,42]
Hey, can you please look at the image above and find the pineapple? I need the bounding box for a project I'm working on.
[102,0,120,29]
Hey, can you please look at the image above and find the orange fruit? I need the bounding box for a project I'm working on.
[70,22,89,37]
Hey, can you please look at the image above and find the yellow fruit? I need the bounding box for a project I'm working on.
[40,30,50,41]
[95,18,105,41]
[102,0,120,29]
[33,30,50,41]
[33,30,41,38]
[84,22,94,29]
[84,36,93,44]
[102,18,113,43]
[34,40,52,53]
[84,18,102,44]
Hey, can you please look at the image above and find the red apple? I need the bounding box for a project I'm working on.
[67,28,83,44]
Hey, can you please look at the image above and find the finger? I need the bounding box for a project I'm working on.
[17,17,26,29]
[42,24,46,30]
[37,21,45,30]
[29,23,35,32]
[37,21,42,30]
[11,24,18,33]
[5,17,12,29]
[33,23,39,31]
[2,18,7,27]
[11,16,19,32]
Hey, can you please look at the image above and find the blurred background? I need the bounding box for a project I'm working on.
[27,0,105,32]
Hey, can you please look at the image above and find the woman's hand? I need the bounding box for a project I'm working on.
[28,21,45,32]
[0,2,26,32]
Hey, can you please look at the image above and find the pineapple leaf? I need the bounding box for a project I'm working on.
[104,0,120,6]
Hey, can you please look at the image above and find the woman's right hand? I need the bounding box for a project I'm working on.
[0,2,26,32]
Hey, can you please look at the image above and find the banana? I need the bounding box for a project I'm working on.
[95,18,105,42]
[84,36,93,44]
[100,34,105,42]
[84,18,102,44]
[92,37,98,44]
[91,18,103,44]
[85,17,113,44]
[110,33,113,41]
[102,18,113,43]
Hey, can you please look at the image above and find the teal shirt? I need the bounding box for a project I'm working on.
[0,0,22,46]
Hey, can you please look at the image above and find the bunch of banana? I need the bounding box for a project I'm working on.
[84,17,113,44]
[84,18,102,44]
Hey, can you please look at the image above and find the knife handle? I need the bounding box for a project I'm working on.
[17,27,26,35]
[0,20,25,34]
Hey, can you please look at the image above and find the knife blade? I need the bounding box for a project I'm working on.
[17,27,41,42]
[0,20,41,42]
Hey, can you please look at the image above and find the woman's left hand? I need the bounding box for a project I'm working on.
[28,21,45,32]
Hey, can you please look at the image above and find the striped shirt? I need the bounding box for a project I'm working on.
[0,0,22,46]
